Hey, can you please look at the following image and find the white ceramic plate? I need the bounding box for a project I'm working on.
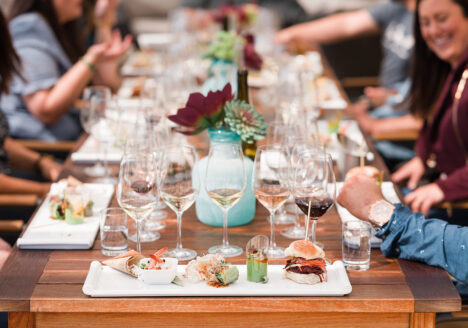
[83,261,352,297]
[17,183,114,249]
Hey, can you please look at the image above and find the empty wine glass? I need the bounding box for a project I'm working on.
[117,153,158,253]
[205,144,246,257]
[81,86,111,178]
[252,146,290,259]
[292,150,336,249]
[160,145,199,261]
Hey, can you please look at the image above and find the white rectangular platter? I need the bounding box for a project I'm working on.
[82,261,352,297]
[71,137,122,164]
[17,183,114,249]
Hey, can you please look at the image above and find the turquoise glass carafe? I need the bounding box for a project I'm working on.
[194,128,255,226]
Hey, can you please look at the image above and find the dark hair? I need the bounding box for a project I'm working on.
[9,0,85,63]
[409,0,468,119]
[0,11,22,95]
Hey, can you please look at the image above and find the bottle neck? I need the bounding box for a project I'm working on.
[236,69,249,104]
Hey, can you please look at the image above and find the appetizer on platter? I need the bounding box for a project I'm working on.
[284,240,327,285]
[185,254,239,287]
[246,235,269,283]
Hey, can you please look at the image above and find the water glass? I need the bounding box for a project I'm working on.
[100,208,128,257]
[342,221,371,271]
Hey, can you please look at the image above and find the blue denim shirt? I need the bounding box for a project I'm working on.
[0,13,81,141]
[377,204,468,295]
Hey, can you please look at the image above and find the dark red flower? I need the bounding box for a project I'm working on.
[168,84,234,135]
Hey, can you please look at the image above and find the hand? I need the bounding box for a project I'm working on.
[39,157,62,181]
[85,30,132,64]
[337,174,384,221]
[94,0,118,27]
[364,87,396,107]
[404,183,444,216]
[346,99,370,117]
[392,157,425,190]
[355,111,375,134]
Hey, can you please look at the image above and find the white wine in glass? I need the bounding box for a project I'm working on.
[205,144,246,257]
[252,146,291,259]
[117,153,158,253]
[160,145,199,261]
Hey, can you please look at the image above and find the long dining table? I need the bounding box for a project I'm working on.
[0,49,462,328]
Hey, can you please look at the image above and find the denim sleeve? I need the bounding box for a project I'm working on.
[376,204,468,284]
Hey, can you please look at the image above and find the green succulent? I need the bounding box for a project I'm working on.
[224,99,267,144]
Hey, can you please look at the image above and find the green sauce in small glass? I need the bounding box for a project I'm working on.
[247,250,268,283]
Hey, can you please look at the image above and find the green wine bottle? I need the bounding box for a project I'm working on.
[237,69,257,160]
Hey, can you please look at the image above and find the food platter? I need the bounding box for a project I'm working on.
[82,260,352,297]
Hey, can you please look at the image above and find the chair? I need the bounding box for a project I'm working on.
[0,194,37,234]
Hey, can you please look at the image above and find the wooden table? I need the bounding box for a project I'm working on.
[0,133,461,328]
[0,50,461,328]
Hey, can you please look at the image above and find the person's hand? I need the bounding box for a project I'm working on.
[337,174,384,221]
[404,183,444,216]
[355,111,375,134]
[346,99,370,117]
[85,30,132,64]
[364,87,396,107]
[39,157,62,181]
[392,157,425,190]
[94,0,118,27]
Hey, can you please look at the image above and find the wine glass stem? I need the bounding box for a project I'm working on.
[309,218,317,243]
[294,206,301,228]
[222,208,229,249]
[175,211,183,251]
[270,210,277,248]
[102,140,109,178]
[135,219,141,253]
[95,138,104,169]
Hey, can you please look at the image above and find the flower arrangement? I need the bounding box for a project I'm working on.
[212,4,259,28]
[168,83,267,144]
[203,31,263,71]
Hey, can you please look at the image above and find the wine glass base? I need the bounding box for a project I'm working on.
[312,241,325,250]
[145,219,167,231]
[129,231,160,243]
[208,245,243,258]
[280,226,306,239]
[268,212,295,225]
[267,246,285,259]
[165,248,197,261]
[150,210,168,220]
[84,165,106,177]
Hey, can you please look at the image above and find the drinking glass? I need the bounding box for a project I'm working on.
[342,221,371,271]
[80,86,111,178]
[205,144,246,257]
[292,151,336,249]
[160,145,199,261]
[252,146,290,259]
[100,208,128,256]
[117,153,158,253]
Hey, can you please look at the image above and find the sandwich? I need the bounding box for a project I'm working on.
[345,165,380,181]
[284,240,327,285]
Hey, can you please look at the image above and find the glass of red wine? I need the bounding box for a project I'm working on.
[292,150,335,249]
[117,153,158,253]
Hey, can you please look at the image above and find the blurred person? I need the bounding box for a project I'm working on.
[392,0,468,221]
[0,0,132,141]
[276,0,422,167]
[180,0,308,28]
[338,174,468,298]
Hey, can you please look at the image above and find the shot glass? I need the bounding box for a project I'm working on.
[342,221,371,271]
[100,208,128,256]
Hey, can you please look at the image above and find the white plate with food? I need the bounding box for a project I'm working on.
[17,179,114,249]
[83,243,352,297]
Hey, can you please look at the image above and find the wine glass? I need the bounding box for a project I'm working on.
[80,86,111,178]
[205,144,246,257]
[252,146,290,259]
[292,150,336,249]
[160,145,199,261]
[117,153,158,253]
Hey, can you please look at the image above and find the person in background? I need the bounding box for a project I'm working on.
[392,0,468,222]
[180,0,308,29]
[338,174,468,298]
[0,0,132,141]
[276,0,422,168]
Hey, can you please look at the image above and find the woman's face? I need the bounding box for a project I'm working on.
[53,0,83,23]
[419,0,468,67]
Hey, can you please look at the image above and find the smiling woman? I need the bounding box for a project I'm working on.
[392,0,468,222]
